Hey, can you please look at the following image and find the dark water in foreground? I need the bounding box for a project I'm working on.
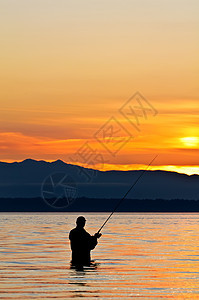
[1,213,199,299]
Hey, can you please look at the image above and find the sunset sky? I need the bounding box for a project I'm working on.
[0,0,198,175]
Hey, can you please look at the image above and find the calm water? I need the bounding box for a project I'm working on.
[1,213,199,299]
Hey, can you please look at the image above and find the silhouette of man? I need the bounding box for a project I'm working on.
[69,216,101,266]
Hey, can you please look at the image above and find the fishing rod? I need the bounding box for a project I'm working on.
[97,155,158,234]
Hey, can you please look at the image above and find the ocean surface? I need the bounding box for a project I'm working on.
[1,213,199,299]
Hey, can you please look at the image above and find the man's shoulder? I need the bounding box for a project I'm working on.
[69,227,85,235]
[69,227,78,235]
[69,227,90,237]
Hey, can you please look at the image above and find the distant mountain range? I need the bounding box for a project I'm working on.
[0,159,198,200]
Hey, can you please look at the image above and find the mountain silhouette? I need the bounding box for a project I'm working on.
[0,159,198,200]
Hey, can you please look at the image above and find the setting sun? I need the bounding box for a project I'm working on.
[180,137,199,148]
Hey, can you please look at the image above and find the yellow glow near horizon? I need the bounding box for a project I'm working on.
[180,137,199,148]
[66,162,199,176]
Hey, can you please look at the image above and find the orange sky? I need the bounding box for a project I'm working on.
[0,1,198,175]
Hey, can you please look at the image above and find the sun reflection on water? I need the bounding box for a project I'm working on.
[1,213,199,299]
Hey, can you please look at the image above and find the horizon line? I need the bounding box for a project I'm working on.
[0,158,198,176]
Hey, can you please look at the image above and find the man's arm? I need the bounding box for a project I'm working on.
[89,232,102,250]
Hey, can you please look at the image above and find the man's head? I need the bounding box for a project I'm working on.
[76,216,86,228]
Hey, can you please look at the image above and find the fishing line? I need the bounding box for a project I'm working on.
[97,155,158,233]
